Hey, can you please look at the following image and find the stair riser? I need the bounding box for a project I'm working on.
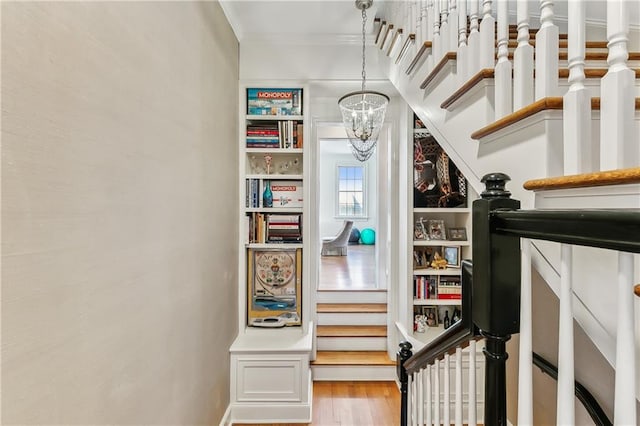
[317,312,387,326]
[315,291,387,303]
[312,365,397,381]
[317,336,388,351]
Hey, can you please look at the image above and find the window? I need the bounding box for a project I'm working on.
[337,165,366,218]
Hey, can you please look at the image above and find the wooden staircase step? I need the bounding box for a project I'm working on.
[317,325,387,337]
[506,40,608,49]
[420,51,457,89]
[317,303,387,313]
[524,167,640,191]
[312,351,395,366]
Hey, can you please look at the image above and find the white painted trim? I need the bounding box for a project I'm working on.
[334,162,369,219]
[218,405,232,426]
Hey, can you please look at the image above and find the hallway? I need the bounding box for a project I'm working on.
[318,245,377,290]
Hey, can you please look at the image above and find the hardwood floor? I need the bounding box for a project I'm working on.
[234,381,400,426]
[318,244,377,290]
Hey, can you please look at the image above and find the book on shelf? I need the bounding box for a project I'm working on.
[437,276,461,300]
[247,88,302,116]
[246,212,303,244]
[246,120,303,149]
[270,180,303,207]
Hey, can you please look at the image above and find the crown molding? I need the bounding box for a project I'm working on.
[238,33,377,46]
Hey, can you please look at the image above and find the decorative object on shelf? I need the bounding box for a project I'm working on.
[246,88,302,116]
[414,314,426,333]
[414,217,428,240]
[430,251,448,269]
[448,227,467,241]
[359,228,376,245]
[443,309,451,329]
[338,0,389,162]
[427,219,445,240]
[443,246,461,268]
[262,180,273,208]
[264,154,272,174]
[424,307,438,327]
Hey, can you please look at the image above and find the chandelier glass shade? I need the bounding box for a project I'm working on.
[338,0,389,162]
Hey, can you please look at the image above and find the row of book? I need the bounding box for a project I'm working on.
[413,275,461,300]
[246,120,303,149]
[246,213,302,244]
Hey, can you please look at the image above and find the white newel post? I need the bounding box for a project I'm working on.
[434,359,441,425]
[426,364,433,425]
[468,340,477,426]
[468,0,481,77]
[455,347,463,426]
[495,0,513,118]
[449,0,459,56]
[440,0,451,56]
[600,0,638,170]
[444,353,451,426]
[457,0,469,83]
[535,0,559,99]
[517,240,533,425]
[557,244,575,425]
[479,0,495,69]
[513,0,534,109]
[614,252,637,425]
[563,0,594,174]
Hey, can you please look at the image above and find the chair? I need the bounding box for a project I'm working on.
[321,221,354,256]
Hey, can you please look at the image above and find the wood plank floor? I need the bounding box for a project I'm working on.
[313,351,396,366]
[319,244,376,290]
[234,381,400,426]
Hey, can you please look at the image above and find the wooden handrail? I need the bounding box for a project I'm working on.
[419,52,457,89]
[524,167,640,191]
[405,41,432,75]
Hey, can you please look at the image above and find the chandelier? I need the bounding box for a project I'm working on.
[338,0,389,162]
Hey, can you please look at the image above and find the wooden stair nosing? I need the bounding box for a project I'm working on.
[316,325,387,337]
[420,51,457,90]
[506,40,609,49]
[470,97,640,140]
[317,303,388,313]
[524,167,640,191]
[406,41,433,75]
[396,33,416,64]
[374,20,386,45]
[379,24,394,50]
[312,350,395,366]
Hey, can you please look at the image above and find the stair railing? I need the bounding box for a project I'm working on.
[398,171,639,425]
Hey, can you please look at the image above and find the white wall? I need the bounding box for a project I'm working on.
[1,2,238,424]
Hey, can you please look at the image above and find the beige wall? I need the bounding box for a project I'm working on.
[1,2,238,424]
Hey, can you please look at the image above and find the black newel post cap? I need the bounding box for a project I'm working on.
[481,173,512,199]
[399,341,413,356]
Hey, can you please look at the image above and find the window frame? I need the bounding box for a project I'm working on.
[335,163,368,219]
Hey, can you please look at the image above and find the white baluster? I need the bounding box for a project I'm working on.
[468,0,481,76]
[478,0,495,69]
[614,252,636,425]
[426,364,433,425]
[563,0,593,174]
[440,0,450,56]
[535,0,559,99]
[425,0,436,73]
[495,0,513,118]
[517,239,533,425]
[458,0,469,83]
[434,359,441,425]
[469,340,477,426]
[600,0,638,170]
[412,372,418,426]
[444,354,451,426]
[455,347,463,426]
[418,369,424,425]
[449,0,459,56]
[426,0,434,43]
[407,374,413,425]
[513,0,534,109]
[557,244,575,424]
[433,0,442,62]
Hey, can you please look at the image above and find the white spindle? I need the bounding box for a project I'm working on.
[563,0,593,174]
[455,347,463,426]
[557,244,575,425]
[440,0,450,56]
[535,0,559,99]
[614,252,636,425]
[513,0,534,109]
[426,0,434,42]
[600,0,638,170]
[418,369,424,425]
[407,374,413,425]
[457,0,469,83]
[495,0,513,118]
[468,0,481,75]
[468,340,477,426]
[444,354,451,426]
[426,364,433,425]
[411,373,417,426]
[517,239,533,425]
[449,0,459,56]
[433,0,442,62]
[434,359,441,425]
[478,0,495,69]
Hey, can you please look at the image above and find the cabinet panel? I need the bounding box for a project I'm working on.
[236,357,303,402]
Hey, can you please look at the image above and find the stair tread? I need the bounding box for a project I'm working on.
[317,325,387,337]
[317,303,387,313]
[312,351,395,366]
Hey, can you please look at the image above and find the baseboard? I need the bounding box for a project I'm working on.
[229,402,312,424]
[218,405,232,426]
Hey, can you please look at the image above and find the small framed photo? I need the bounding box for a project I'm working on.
[422,306,438,327]
[443,246,461,268]
[448,227,467,241]
[414,218,428,240]
[428,220,446,240]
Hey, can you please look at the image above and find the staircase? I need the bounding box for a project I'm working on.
[312,290,396,380]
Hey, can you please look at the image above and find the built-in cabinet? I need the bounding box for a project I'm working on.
[229,84,312,424]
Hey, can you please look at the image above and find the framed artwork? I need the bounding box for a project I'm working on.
[448,227,467,241]
[422,306,438,327]
[428,220,446,240]
[443,246,461,267]
[414,218,428,240]
[247,248,302,327]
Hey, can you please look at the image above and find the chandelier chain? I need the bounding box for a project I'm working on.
[361,8,366,93]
